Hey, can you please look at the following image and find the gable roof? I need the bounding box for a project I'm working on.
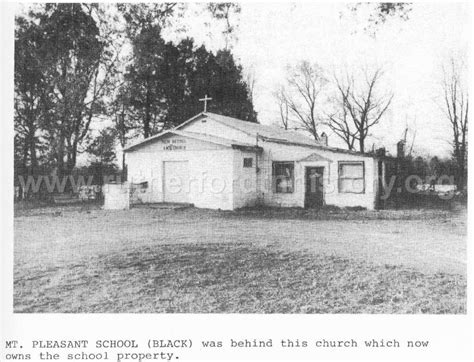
[123,129,262,152]
[124,112,378,158]
[178,113,378,158]
[177,112,322,147]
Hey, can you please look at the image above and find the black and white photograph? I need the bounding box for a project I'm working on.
[10,1,469,318]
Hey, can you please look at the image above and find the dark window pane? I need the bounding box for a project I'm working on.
[273,162,294,193]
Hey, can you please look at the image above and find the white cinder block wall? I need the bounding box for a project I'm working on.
[125,135,235,210]
[232,150,258,209]
[258,142,378,210]
[102,183,130,210]
[189,149,234,210]
[125,115,381,211]
[183,118,380,210]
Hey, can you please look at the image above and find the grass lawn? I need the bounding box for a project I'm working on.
[14,205,467,313]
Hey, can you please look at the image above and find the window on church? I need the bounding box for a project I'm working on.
[243,158,253,168]
[338,161,365,193]
[273,162,294,193]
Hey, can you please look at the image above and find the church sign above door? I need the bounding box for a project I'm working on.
[162,138,186,151]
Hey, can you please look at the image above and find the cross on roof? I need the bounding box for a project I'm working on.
[199,94,212,112]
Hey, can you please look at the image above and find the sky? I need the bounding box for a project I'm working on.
[15,2,471,161]
[166,2,471,158]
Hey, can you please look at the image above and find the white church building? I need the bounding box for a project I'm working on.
[121,112,385,211]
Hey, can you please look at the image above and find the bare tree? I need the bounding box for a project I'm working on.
[441,57,468,189]
[274,87,290,130]
[282,61,328,140]
[327,83,356,150]
[328,67,393,152]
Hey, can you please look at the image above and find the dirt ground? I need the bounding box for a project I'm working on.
[15,205,466,275]
[13,205,467,313]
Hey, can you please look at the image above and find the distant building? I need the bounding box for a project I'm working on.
[122,112,387,210]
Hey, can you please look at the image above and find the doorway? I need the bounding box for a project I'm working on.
[305,166,324,208]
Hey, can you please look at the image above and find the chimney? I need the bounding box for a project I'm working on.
[397,140,405,158]
[375,147,386,157]
[320,132,328,146]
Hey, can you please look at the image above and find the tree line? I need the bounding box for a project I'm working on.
[14,3,468,196]
[275,59,467,189]
[275,62,393,152]
[14,3,255,193]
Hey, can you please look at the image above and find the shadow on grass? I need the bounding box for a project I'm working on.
[14,243,466,314]
[225,204,465,221]
[14,199,102,217]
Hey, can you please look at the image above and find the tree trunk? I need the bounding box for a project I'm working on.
[144,106,151,138]
[22,140,28,173]
[29,132,37,174]
[122,152,127,181]
[456,146,466,191]
[311,124,318,141]
[144,81,151,138]
[57,132,66,179]
[458,165,465,191]
[19,139,29,200]
[68,141,78,172]
[359,137,365,153]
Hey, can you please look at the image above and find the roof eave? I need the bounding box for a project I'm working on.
[123,131,172,152]
[231,144,263,153]
[261,138,378,158]
[174,112,207,130]
[123,129,255,153]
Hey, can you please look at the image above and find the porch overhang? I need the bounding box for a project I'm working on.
[297,153,333,163]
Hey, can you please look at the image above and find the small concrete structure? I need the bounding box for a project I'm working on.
[103,183,130,210]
